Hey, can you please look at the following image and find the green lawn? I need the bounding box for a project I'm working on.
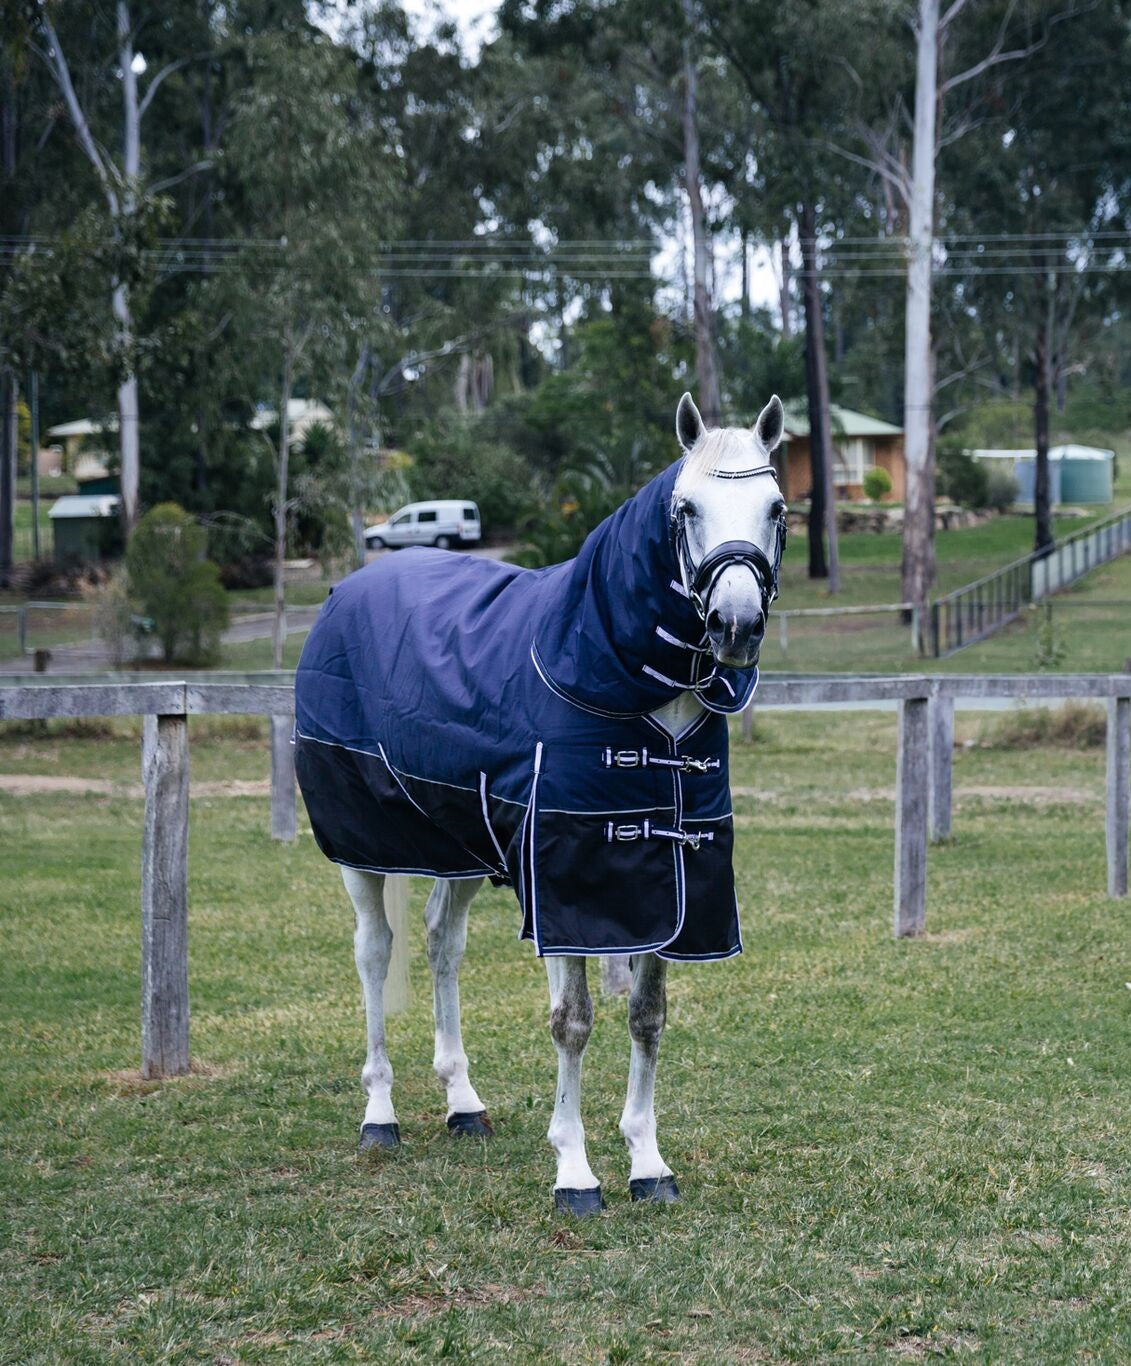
[3,711,1131,1358]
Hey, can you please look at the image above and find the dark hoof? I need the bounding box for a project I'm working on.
[554,1186,606,1217]
[630,1175,680,1204]
[358,1122,400,1152]
[447,1110,494,1139]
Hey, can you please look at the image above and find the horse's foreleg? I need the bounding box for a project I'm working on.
[619,953,679,1202]
[341,867,400,1151]
[546,956,604,1215]
[424,876,492,1137]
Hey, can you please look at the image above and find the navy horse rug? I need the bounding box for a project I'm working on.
[294,461,764,961]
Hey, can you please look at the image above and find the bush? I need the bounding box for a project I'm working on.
[936,445,989,510]
[862,466,892,502]
[126,503,230,665]
[91,565,138,667]
[979,698,1106,749]
[985,467,1019,513]
[407,420,538,536]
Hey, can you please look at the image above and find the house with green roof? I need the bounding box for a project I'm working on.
[775,403,905,503]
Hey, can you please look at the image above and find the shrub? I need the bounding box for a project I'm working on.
[936,445,989,510]
[862,466,892,502]
[91,565,138,667]
[979,699,1106,749]
[126,503,230,665]
[407,420,538,536]
[985,467,1019,513]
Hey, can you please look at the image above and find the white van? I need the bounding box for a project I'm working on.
[365,500,481,551]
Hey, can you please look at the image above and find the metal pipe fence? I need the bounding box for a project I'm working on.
[930,506,1131,657]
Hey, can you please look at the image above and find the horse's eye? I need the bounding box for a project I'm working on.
[770,499,786,519]
[678,499,700,520]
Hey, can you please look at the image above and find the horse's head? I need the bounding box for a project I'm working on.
[671,392,788,670]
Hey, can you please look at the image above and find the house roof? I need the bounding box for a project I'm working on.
[780,403,903,439]
[49,494,120,520]
[46,418,116,439]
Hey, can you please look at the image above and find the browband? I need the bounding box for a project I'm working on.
[705,462,779,481]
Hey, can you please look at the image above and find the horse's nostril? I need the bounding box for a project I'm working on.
[751,611,766,640]
[706,608,724,636]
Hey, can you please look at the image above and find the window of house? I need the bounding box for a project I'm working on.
[833,437,871,484]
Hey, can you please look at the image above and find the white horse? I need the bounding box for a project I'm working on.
[295,392,787,1214]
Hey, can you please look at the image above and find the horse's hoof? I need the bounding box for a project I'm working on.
[358,1122,400,1152]
[554,1186,606,1217]
[630,1175,680,1204]
[447,1110,494,1138]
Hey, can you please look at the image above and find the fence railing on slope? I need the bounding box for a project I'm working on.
[930,505,1131,657]
[2,674,1129,1079]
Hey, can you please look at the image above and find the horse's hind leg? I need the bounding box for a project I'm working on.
[424,877,492,1137]
[341,867,400,1152]
[547,956,604,1215]
[620,953,679,1203]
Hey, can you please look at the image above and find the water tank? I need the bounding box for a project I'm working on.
[1013,456,1062,506]
[1054,445,1114,503]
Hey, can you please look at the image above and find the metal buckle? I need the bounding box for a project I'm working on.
[680,757,719,774]
[612,750,640,768]
[614,824,642,841]
[684,832,702,851]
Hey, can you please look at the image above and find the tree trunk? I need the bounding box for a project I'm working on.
[799,200,839,591]
[0,370,15,587]
[681,0,722,427]
[115,2,141,534]
[779,238,792,339]
[901,0,939,624]
[273,343,293,670]
[1033,274,1055,555]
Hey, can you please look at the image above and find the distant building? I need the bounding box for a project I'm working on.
[48,493,121,562]
[249,399,335,443]
[970,445,1114,505]
[44,418,116,472]
[773,404,906,502]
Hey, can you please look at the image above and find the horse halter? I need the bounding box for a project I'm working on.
[674,463,788,622]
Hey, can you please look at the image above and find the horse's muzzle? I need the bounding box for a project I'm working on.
[705,602,765,669]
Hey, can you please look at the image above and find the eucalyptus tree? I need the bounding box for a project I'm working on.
[224,27,396,665]
[947,0,1131,552]
[29,2,216,534]
[701,0,881,588]
[497,0,729,422]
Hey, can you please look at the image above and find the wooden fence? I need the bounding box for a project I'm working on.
[1,675,1129,1076]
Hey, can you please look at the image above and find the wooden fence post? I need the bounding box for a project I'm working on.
[894,695,929,937]
[383,875,411,1014]
[929,691,954,843]
[270,713,296,842]
[600,956,632,996]
[141,712,190,1077]
[1107,696,1130,898]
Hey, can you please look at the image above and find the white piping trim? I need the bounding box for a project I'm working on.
[479,771,510,871]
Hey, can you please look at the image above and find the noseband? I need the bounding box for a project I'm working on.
[674,463,788,622]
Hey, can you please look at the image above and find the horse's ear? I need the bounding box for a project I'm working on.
[754,394,785,452]
[676,392,704,452]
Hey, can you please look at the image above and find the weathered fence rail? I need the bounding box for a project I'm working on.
[1,675,1128,1075]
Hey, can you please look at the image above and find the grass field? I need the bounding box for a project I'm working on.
[4,710,1131,1359]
